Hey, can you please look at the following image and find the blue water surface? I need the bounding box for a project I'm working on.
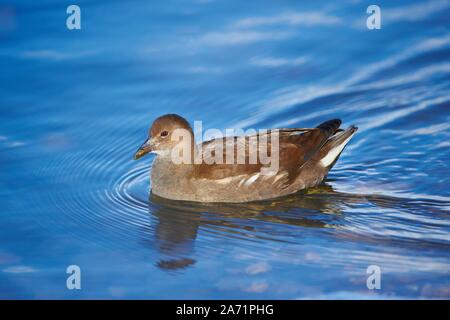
[0,0,450,299]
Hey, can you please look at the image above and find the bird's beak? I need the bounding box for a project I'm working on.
[134,138,153,160]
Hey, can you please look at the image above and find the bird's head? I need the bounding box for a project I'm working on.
[134,114,194,160]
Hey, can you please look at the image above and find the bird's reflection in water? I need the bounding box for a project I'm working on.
[148,183,359,271]
[148,184,421,272]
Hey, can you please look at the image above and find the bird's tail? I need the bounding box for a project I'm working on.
[316,125,358,168]
[316,119,342,136]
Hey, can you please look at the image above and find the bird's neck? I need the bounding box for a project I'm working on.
[153,148,197,175]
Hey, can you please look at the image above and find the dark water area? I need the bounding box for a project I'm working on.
[0,0,449,298]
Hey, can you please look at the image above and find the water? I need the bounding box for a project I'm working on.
[1,0,449,299]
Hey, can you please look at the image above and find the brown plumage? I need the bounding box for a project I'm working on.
[134,114,358,202]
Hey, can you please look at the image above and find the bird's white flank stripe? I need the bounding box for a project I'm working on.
[244,173,260,186]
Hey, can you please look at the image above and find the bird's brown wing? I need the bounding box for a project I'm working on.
[194,126,338,181]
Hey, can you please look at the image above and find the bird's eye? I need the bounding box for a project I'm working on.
[160,130,169,137]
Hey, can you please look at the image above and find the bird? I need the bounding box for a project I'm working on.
[134,114,357,203]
